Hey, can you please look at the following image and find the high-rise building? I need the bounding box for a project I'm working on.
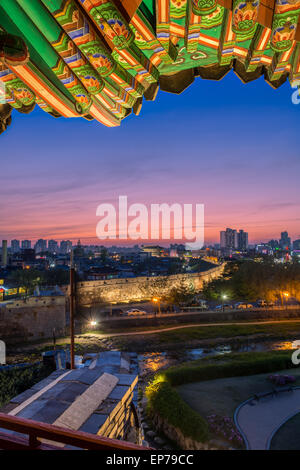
[220,228,238,250]
[11,239,20,254]
[280,231,291,249]
[238,230,248,251]
[34,239,47,253]
[1,240,7,267]
[48,240,58,253]
[267,239,280,250]
[21,240,31,249]
[220,228,248,251]
[293,239,300,250]
[60,240,72,254]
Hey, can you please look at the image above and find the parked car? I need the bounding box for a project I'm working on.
[257,300,267,307]
[126,308,147,316]
[198,300,208,310]
[236,303,253,309]
[234,302,244,308]
[215,304,233,310]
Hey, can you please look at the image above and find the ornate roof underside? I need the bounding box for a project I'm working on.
[0,0,299,132]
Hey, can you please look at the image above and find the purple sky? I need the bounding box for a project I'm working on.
[1,71,300,245]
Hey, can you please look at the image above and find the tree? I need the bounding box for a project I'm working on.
[165,280,196,307]
[200,260,300,302]
[100,247,108,263]
[7,269,41,295]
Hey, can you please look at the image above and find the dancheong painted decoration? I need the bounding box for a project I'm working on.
[0,0,299,133]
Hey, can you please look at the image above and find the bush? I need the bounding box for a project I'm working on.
[146,379,209,442]
[145,351,297,446]
[0,363,52,408]
[162,351,294,386]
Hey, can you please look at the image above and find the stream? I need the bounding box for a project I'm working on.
[138,339,299,374]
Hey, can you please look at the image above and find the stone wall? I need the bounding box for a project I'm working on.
[150,413,226,450]
[73,264,225,309]
[0,296,66,344]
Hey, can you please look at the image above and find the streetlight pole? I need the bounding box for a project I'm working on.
[283,292,289,311]
[222,294,227,313]
[69,250,75,370]
[152,297,160,316]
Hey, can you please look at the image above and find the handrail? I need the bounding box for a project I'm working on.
[0,412,151,450]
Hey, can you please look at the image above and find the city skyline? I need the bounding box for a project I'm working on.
[1,72,299,245]
[3,228,300,248]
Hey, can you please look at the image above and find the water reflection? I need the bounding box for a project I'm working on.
[138,340,297,374]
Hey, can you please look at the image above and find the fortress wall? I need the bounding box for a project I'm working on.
[74,264,225,308]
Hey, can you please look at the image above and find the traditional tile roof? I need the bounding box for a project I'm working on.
[0,0,299,132]
[0,352,140,446]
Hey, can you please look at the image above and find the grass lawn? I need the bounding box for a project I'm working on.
[270,412,300,450]
[155,322,300,343]
[176,368,300,418]
[7,321,300,359]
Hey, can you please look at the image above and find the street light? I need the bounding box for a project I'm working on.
[152,297,161,316]
[221,294,227,312]
[283,292,290,311]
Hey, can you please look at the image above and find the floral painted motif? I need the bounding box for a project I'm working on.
[272,22,297,51]
[201,5,225,29]
[80,75,103,94]
[92,1,134,49]
[75,93,90,106]
[82,41,116,77]
[270,0,300,51]
[192,0,218,16]
[90,54,113,74]
[232,0,259,36]
[106,19,132,48]
[13,88,35,105]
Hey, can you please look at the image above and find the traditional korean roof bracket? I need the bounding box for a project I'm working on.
[0,0,299,133]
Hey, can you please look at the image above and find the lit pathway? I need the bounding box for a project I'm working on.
[235,389,300,449]
[14,319,300,351]
[83,319,300,339]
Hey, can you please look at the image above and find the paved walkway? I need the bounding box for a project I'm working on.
[13,319,300,352]
[236,389,300,449]
[82,319,300,339]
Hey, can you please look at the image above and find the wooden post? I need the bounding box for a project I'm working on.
[70,250,75,369]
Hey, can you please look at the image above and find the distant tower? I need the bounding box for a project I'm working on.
[1,240,7,267]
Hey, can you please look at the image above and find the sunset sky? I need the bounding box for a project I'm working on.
[1,71,299,246]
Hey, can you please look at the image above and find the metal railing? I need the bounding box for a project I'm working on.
[0,412,151,451]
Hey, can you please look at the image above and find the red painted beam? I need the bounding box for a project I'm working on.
[0,413,151,451]
[0,431,63,450]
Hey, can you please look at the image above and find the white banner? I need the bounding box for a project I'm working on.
[0,80,6,104]
[0,340,6,365]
